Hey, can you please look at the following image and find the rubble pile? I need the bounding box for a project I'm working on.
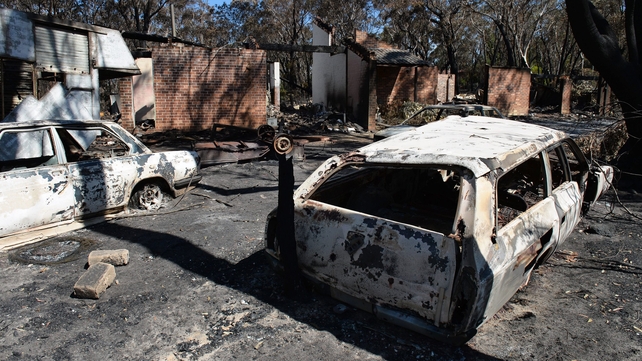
[276,103,366,135]
[517,112,627,161]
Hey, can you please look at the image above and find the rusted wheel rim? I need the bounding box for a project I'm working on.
[138,184,163,210]
[257,124,276,142]
[273,134,294,154]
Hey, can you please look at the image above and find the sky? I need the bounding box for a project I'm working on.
[207,0,228,6]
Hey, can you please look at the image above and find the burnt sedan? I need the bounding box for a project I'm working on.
[265,115,612,344]
[0,120,201,250]
[374,103,504,140]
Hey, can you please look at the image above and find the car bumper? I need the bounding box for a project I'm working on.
[174,174,202,189]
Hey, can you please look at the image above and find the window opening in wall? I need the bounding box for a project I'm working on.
[1,59,35,118]
[37,72,64,99]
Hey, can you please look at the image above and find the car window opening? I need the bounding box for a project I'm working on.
[56,128,129,162]
[309,166,461,235]
[497,155,546,228]
[0,129,57,172]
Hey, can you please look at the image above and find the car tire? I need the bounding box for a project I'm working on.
[130,183,165,211]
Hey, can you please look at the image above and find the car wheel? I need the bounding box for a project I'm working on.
[131,183,164,211]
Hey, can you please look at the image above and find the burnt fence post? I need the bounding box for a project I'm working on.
[276,153,302,295]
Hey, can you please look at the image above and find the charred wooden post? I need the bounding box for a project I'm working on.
[276,154,301,295]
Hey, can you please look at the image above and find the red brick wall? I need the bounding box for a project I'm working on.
[355,30,393,49]
[376,65,438,106]
[486,67,531,116]
[119,44,266,132]
[118,77,134,131]
[436,73,455,103]
[560,76,572,114]
[415,66,438,104]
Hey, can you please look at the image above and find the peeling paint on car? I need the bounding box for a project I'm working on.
[265,115,613,344]
[0,120,200,250]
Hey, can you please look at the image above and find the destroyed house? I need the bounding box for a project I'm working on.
[0,9,139,122]
[117,33,267,132]
[312,18,455,132]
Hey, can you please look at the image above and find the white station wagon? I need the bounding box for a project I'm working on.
[265,115,612,343]
[0,120,201,250]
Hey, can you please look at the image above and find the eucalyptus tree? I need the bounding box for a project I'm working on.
[0,0,86,20]
[531,6,582,76]
[316,0,378,43]
[566,0,642,169]
[468,0,556,68]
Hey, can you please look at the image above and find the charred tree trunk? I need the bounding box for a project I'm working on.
[494,20,516,67]
[566,0,642,170]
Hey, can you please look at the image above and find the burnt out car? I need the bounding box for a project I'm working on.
[0,120,201,250]
[265,115,612,343]
[374,104,504,140]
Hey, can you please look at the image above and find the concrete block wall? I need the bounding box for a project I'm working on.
[119,44,267,132]
[487,67,531,116]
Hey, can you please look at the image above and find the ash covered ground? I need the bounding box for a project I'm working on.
[1,114,641,361]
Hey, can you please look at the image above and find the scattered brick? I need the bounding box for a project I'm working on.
[73,262,116,299]
[88,249,130,267]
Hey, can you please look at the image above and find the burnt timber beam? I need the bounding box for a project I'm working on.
[244,43,346,54]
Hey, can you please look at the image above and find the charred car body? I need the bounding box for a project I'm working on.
[0,120,201,250]
[265,115,612,343]
[374,104,504,140]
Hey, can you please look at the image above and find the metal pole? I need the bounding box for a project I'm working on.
[170,4,176,37]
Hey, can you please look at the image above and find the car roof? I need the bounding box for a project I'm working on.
[0,120,111,129]
[360,115,568,177]
[423,104,495,110]
[418,104,503,116]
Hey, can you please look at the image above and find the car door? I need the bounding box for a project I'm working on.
[491,153,560,308]
[56,127,136,217]
[293,165,460,326]
[546,143,582,252]
[0,127,74,236]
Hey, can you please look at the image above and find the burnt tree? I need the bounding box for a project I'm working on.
[566,0,642,169]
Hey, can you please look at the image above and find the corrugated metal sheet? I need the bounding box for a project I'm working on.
[1,59,33,118]
[35,25,89,74]
[371,48,428,66]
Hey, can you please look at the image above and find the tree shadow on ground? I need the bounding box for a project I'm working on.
[92,222,501,361]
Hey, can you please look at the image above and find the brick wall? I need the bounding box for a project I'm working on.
[436,73,455,103]
[560,76,572,114]
[486,67,531,116]
[119,44,266,132]
[355,30,393,50]
[415,66,438,104]
[117,77,134,130]
[376,65,438,106]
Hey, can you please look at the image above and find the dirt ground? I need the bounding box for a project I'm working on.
[1,132,641,361]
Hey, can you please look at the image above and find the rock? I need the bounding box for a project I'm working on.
[584,223,614,237]
[88,249,129,266]
[333,304,348,315]
[74,262,116,299]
